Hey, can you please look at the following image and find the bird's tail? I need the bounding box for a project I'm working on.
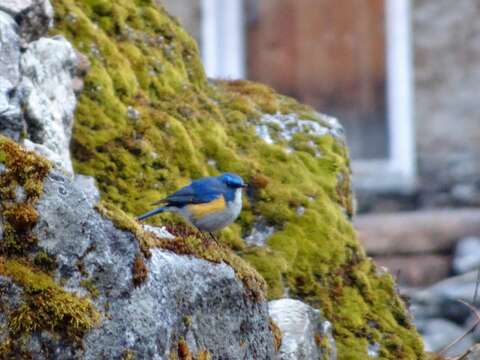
[137,206,167,221]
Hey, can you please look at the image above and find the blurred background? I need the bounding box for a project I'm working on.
[162,0,480,355]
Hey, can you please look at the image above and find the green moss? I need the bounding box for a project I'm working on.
[122,349,136,360]
[315,332,334,359]
[33,250,57,272]
[80,279,100,298]
[0,138,100,352]
[0,258,100,341]
[51,0,425,357]
[0,138,50,256]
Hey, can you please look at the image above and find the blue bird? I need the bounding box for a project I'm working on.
[137,173,247,232]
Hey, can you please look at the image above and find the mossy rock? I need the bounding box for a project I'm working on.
[50,0,425,358]
[0,137,100,355]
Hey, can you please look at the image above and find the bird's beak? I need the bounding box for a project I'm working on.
[242,184,248,189]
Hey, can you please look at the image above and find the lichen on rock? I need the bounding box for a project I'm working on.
[46,0,425,358]
[0,138,100,357]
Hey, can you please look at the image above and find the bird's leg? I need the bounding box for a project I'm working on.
[208,232,219,244]
[193,227,209,246]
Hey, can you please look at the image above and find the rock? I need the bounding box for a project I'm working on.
[373,254,451,287]
[0,11,20,85]
[74,50,90,75]
[410,271,480,325]
[463,344,480,360]
[85,250,275,359]
[127,106,140,121]
[73,174,100,205]
[0,11,24,141]
[268,299,336,360]
[464,315,480,343]
[0,0,54,41]
[23,138,71,174]
[453,237,480,274]
[71,50,90,94]
[413,271,479,305]
[367,342,381,358]
[19,35,78,174]
[0,157,276,358]
[256,112,344,153]
[142,224,175,239]
[416,318,473,357]
[451,183,480,207]
[0,276,23,347]
[245,221,275,247]
[356,209,480,255]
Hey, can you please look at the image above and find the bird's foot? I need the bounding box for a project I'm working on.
[208,232,220,245]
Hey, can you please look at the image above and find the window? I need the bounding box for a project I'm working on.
[200,0,415,191]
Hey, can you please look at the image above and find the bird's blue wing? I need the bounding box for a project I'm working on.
[162,177,225,206]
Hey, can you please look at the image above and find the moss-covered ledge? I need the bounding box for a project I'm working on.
[50,0,425,358]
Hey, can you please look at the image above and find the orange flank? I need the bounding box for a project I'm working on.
[187,196,227,219]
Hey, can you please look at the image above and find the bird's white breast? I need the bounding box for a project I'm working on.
[228,188,243,219]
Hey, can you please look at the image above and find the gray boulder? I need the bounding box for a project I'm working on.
[19,35,78,174]
[73,174,100,205]
[1,5,77,171]
[464,344,480,360]
[412,271,479,305]
[409,271,479,325]
[245,221,275,247]
[0,0,53,42]
[453,236,480,274]
[0,10,23,141]
[416,318,473,357]
[268,299,336,360]
[0,160,276,359]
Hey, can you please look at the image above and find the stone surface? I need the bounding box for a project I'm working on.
[22,138,70,174]
[0,0,53,41]
[356,209,480,255]
[409,270,480,327]
[374,254,451,287]
[245,221,275,247]
[73,174,100,205]
[453,237,480,275]
[463,344,480,360]
[268,299,336,360]
[19,35,78,173]
[0,10,23,141]
[416,318,473,357]
[256,112,344,153]
[17,169,275,359]
[142,224,175,240]
[412,271,478,305]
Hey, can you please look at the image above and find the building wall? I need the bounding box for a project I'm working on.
[414,0,480,194]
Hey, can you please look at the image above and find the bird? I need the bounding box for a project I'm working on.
[137,173,247,234]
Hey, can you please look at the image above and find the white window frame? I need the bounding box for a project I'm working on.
[201,0,415,192]
[201,0,245,79]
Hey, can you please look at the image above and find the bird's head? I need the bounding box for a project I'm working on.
[219,173,247,189]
